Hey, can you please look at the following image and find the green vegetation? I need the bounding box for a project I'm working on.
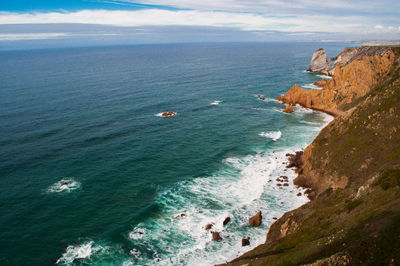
[373,168,400,190]
[224,47,400,266]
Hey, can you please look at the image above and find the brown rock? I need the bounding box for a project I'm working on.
[223,217,231,226]
[277,183,282,187]
[313,79,328,87]
[162,110,176,117]
[242,238,250,246]
[205,223,213,230]
[297,192,302,196]
[283,183,289,186]
[249,211,262,227]
[283,104,294,113]
[211,231,223,241]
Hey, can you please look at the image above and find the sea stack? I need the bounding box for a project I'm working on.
[306,48,333,75]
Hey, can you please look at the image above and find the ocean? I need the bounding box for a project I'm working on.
[0,42,349,265]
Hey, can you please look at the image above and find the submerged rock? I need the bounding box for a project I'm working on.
[249,211,262,227]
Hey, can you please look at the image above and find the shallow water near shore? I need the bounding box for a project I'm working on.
[0,42,348,265]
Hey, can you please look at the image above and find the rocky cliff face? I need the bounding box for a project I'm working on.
[277,47,395,117]
[224,47,400,265]
[307,48,333,74]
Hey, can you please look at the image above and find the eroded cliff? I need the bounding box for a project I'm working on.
[224,47,400,265]
[278,47,395,116]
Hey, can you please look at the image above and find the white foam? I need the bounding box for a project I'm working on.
[302,83,322,90]
[211,100,223,105]
[259,131,282,141]
[56,241,99,264]
[127,148,309,265]
[317,74,332,79]
[47,178,81,193]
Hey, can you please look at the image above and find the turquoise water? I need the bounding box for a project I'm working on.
[0,43,349,265]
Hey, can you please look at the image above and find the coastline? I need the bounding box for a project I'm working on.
[224,46,400,265]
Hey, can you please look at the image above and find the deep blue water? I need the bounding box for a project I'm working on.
[0,42,351,265]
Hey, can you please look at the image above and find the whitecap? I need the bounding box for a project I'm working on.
[259,131,282,141]
[211,100,223,105]
[56,241,99,264]
[47,178,81,193]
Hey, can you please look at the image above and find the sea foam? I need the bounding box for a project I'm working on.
[47,178,81,193]
[259,131,282,141]
[211,100,223,105]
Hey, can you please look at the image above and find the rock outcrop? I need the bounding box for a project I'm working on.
[223,217,231,226]
[307,48,333,75]
[223,47,400,266]
[277,47,395,116]
[249,211,262,227]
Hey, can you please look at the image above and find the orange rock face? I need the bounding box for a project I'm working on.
[249,211,262,227]
[162,110,175,117]
[283,104,294,113]
[277,49,395,116]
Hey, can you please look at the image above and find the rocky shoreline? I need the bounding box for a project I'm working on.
[222,46,400,265]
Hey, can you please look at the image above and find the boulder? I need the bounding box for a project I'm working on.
[223,217,231,226]
[313,79,328,88]
[249,211,262,227]
[283,104,294,113]
[205,223,213,230]
[242,238,250,246]
[211,231,223,241]
[162,110,176,117]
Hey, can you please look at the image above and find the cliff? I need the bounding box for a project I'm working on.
[223,47,400,265]
[278,47,395,116]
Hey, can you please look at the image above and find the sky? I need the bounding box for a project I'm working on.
[0,0,399,47]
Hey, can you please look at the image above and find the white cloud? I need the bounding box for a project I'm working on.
[374,24,400,32]
[0,10,379,33]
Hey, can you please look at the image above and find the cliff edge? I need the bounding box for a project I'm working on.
[223,47,400,265]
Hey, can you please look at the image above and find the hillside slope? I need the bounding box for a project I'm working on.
[224,47,400,265]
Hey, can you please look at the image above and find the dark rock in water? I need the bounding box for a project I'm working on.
[281,175,288,180]
[211,231,223,241]
[249,211,262,227]
[287,151,304,168]
[205,223,213,230]
[277,183,282,187]
[285,153,291,156]
[175,213,186,218]
[297,192,302,196]
[306,48,333,74]
[283,183,289,186]
[223,217,231,226]
[273,217,278,220]
[242,238,250,246]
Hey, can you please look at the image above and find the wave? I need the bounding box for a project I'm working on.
[316,74,332,79]
[211,100,223,105]
[56,241,97,264]
[302,83,322,90]
[47,178,81,193]
[259,131,282,141]
[126,149,308,265]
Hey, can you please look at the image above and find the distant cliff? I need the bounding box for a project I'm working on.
[278,47,394,116]
[223,46,400,265]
